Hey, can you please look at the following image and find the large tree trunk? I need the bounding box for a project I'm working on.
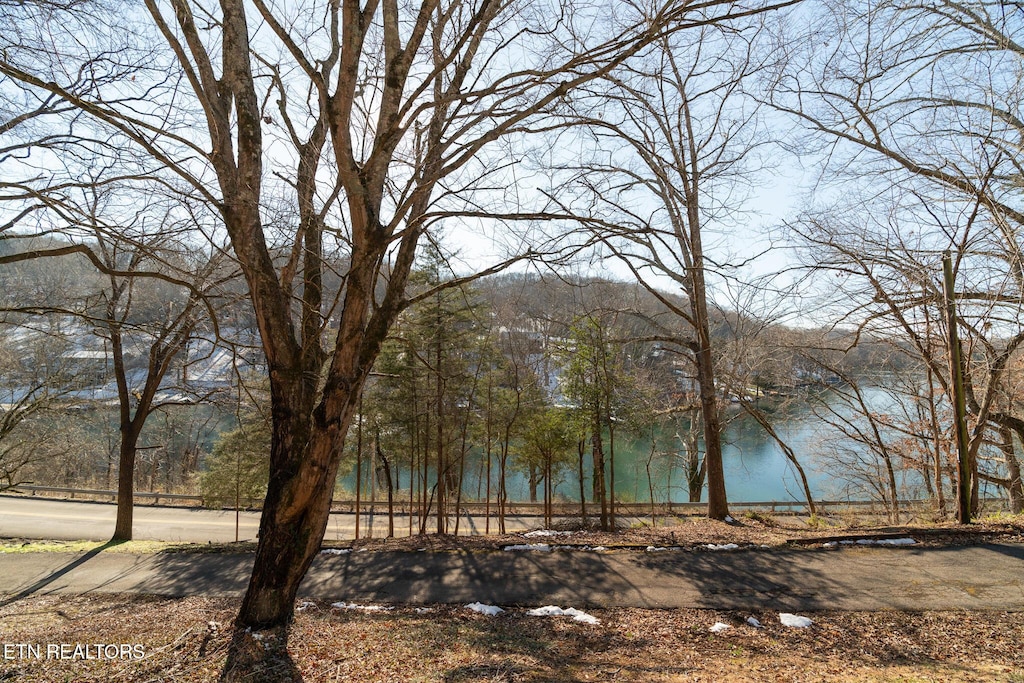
[685,189,728,520]
[223,392,351,680]
[694,330,728,520]
[222,231,398,679]
[111,424,142,542]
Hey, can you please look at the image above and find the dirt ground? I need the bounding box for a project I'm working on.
[1,595,1022,682]
[323,513,1024,553]
[1,515,1022,682]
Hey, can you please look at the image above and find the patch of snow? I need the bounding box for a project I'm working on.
[332,602,393,612]
[780,613,813,628]
[746,616,763,629]
[567,610,601,625]
[855,538,916,546]
[527,605,566,617]
[646,546,682,552]
[879,538,916,546]
[705,543,740,551]
[591,546,608,552]
[296,602,317,612]
[320,548,352,555]
[503,543,551,552]
[465,602,504,616]
[724,515,736,523]
[709,622,731,633]
[822,542,839,548]
[524,529,573,538]
[526,606,600,625]
[414,607,434,614]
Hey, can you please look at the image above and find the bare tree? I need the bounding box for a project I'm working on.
[1,3,237,537]
[0,184,230,540]
[547,12,795,519]
[774,0,1024,520]
[2,0,811,674]
[788,197,1024,519]
[0,321,81,489]
[716,283,819,514]
[96,243,226,541]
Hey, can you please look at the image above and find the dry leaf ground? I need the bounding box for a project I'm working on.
[2,515,1023,682]
[2,596,1023,682]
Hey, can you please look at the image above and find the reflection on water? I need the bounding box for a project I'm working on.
[344,388,1004,506]
[344,393,942,505]
[501,406,840,505]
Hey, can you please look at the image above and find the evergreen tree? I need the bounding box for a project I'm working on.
[200,416,271,510]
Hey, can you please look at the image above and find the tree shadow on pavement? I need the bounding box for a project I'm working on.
[630,547,845,612]
[298,550,647,608]
[295,545,841,613]
[109,552,256,597]
[0,539,126,608]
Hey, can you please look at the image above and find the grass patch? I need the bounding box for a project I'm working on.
[0,539,258,555]
[979,511,1024,524]
[742,510,778,527]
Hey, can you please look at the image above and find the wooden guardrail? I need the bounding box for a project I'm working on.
[7,484,1007,517]
[13,485,204,506]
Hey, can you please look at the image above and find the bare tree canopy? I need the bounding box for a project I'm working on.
[776,0,1024,522]
[539,8,793,519]
[2,0,804,677]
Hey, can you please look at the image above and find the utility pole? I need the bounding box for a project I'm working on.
[942,251,972,524]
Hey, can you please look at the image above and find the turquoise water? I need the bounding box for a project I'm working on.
[535,409,837,505]
[345,406,841,505]
[605,411,836,504]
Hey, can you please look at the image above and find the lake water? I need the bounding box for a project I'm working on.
[349,406,846,506]
[525,408,840,505]
[347,389,1001,506]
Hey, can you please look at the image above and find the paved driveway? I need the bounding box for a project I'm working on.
[2,543,1022,612]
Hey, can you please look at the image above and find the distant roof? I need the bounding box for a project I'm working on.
[64,350,108,359]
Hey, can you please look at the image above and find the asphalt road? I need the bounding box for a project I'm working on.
[0,495,544,543]
[1,543,1022,612]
